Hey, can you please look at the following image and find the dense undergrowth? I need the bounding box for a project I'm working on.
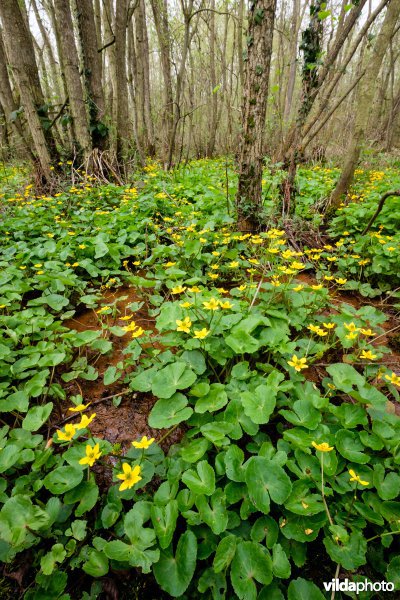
[0,159,400,599]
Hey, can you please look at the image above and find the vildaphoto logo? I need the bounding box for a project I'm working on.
[323,579,394,593]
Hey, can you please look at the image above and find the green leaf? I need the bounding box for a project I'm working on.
[335,430,369,463]
[386,555,400,590]
[272,543,291,579]
[180,437,210,463]
[22,402,53,431]
[153,530,197,597]
[231,541,273,599]
[246,457,292,513]
[288,578,325,600]
[0,391,29,413]
[83,549,109,577]
[241,371,284,424]
[152,362,197,398]
[326,363,364,392]
[0,445,19,473]
[0,495,50,547]
[151,500,179,549]
[40,543,66,575]
[195,383,228,413]
[323,531,367,570]
[224,445,245,482]
[373,464,400,500]
[148,393,193,428]
[196,489,229,534]
[213,534,237,573]
[280,399,321,430]
[182,460,215,495]
[43,466,83,494]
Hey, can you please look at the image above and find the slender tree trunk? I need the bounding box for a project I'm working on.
[53,0,92,159]
[75,0,108,150]
[330,0,400,209]
[0,28,33,157]
[207,0,218,156]
[236,0,277,231]
[115,0,130,161]
[150,0,174,165]
[0,0,58,181]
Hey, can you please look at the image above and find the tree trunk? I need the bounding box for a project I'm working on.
[150,0,173,165]
[0,0,58,181]
[115,0,130,161]
[236,0,277,231]
[207,0,218,156]
[329,0,400,209]
[75,0,108,149]
[53,0,92,159]
[0,28,33,157]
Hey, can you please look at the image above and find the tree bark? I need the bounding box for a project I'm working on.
[0,0,58,181]
[150,0,174,165]
[114,0,130,161]
[236,0,277,231]
[329,0,400,209]
[53,0,92,159]
[75,0,108,149]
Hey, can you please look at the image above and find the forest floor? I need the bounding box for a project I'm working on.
[1,157,400,599]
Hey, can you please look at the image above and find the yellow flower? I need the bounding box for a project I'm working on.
[209,273,219,279]
[308,324,320,334]
[360,349,377,360]
[385,372,400,386]
[79,443,102,467]
[122,321,137,332]
[203,298,220,311]
[324,275,334,281]
[293,285,304,292]
[238,284,247,291]
[189,286,201,293]
[348,469,369,486]
[323,322,335,329]
[193,328,210,340]
[171,285,186,294]
[131,327,145,338]
[165,261,176,267]
[76,413,96,429]
[117,463,142,491]
[219,300,233,309]
[96,306,111,314]
[304,528,314,535]
[34,263,42,268]
[311,284,323,290]
[132,435,155,449]
[57,424,77,442]
[120,314,133,321]
[312,441,334,452]
[335,278,347,285]
[229,261,239,268]
[78,244,86,249]
[360,328,374,336]
[68,403,90,413]
[344,322,358,332]
[176,317,192,333]
[180,301,193,308]
[19,266,26,270]
[345,332,358,340]
[288,355,308,372]
[217,288,229,294]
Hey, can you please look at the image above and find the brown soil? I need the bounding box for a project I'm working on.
[55,286,184,455]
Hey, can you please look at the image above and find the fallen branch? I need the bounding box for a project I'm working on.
[361,189,400,235]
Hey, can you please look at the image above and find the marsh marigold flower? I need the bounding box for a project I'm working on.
[203,298,220,311]
[348,469,369,486]
[176,317,192,333]
[312,441,334,452]
[132,436,154,449]
[193,328,210,340]
[288,355,308,372]
[117,463,142,491]
[79,443,102,467]
[57,424,77,442]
